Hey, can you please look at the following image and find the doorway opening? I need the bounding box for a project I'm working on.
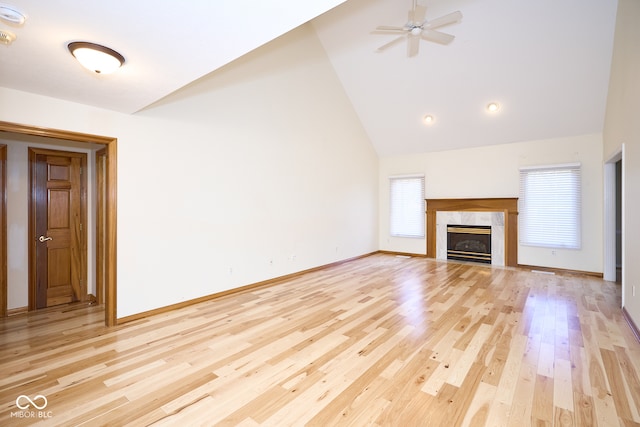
[0,121,117,326]
[615,159,622,283]
[604,146,623,303]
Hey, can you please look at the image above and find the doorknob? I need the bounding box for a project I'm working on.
[38,235,53,242]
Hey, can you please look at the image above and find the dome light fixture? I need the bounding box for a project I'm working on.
[0,28,15,45]
[68,42,125,74]
[486,102,500,113]
[423,114,434,125]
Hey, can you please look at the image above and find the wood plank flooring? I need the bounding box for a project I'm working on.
[1,254,639,426]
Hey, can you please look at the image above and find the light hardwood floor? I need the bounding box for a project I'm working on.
[1,254,639,426]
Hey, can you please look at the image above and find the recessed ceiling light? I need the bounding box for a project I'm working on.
[68,42,125,74]
[0,4,26,25]
[423,114,434,125]
[486,102,500,113]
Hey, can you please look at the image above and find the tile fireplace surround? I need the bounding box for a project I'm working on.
[425,198,519,267]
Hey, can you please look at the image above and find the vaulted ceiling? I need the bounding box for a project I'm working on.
[0,0,618,156]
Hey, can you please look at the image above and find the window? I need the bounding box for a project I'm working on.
[390,175,425,238]
[519,163,581,249]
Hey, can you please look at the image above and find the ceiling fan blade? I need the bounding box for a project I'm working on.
[421,29,455,45]
[372,30,406,36]
[407,35,420,57]
[424,11,462,30]
[411,4,427,24]
[376,35,406,53]
[374,25,407,31]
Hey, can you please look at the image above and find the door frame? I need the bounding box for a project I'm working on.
[0,121,117,326]
[28,147,88,310]
[96,147,107,305]
[604,146,624,301]
[0,144,6,317]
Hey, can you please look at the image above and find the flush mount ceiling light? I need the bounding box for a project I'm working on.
[423,114,434,125]
[486,102,500,113]
[68,42,125,74]
[0,4,26,25]
[0,28,15,45]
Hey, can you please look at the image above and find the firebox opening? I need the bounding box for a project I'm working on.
[447,225,492,264]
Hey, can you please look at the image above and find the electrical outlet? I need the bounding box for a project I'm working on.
[551,250,556,256]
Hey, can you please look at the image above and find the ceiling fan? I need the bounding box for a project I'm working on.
[372,0,462,57]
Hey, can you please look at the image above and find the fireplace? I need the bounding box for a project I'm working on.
[425,198,518,267]
[447,225,492,264]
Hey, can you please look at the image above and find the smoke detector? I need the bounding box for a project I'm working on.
[0,4,26,25]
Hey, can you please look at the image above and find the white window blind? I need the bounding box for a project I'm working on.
[390,175,425,238]
[519,163,581,249]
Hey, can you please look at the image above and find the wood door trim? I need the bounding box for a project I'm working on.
[0,121,117,326]
[96,148,106,305]
[2,122,116,144]
[28,148,88,309]
[29,150,46,309]
[0,145,6,317]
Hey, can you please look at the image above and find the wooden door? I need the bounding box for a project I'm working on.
[29,148,87,309]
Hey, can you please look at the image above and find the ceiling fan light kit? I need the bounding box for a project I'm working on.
[68,41,125,74]
[373,0,462,57]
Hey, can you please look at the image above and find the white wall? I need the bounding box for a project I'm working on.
[1,137,97,310]
[379,134,603,273]
[603,0,640,326]
[0,24,379,318]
